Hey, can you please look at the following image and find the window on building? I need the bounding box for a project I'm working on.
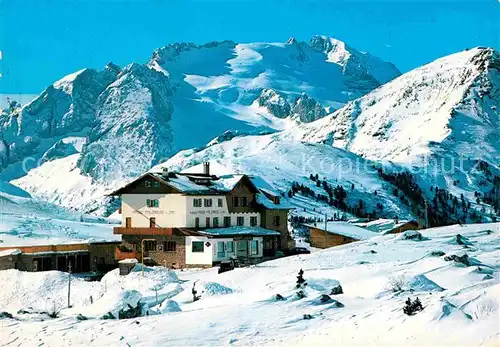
[144,240,157,252]
[225,241,234,253]
[213,217,219,227]
[192,241,204,253]
[218,198,224,207]
[145,181,151,188]
[194,217,200,228]
[206,217,210,228]
[240,197,248,207]
[223,216,231,227]
[217,241,225,256]
[273,216,280,226]
[237,216,244,226]
[193,198,202,207]
[153,181,160,188]
[125,217,132,228]
[250,216,258,227]
[233,197,239,207]
[164,241,176,252]
[150,217,156,228]
[204,198,213,207]
[251,240,259,255]
[237,240,247,252]
[147,199,159,207]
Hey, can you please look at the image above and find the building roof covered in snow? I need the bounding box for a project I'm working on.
[353,219,418,234]
[106,163,294,210]
[0,248,22,257]
[304,221,378,241]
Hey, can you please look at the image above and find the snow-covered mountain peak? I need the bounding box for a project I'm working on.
[105,62,122,75]
[292,47,499,162]
[3,37,404,213]
[309,35,350,62]
[308,35,400,85]
[52,68,88,94]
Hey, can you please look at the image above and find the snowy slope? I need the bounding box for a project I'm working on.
[287,47,500,214]
[291,47,499,163]
[0,176,116,247]
[1,223,498,346]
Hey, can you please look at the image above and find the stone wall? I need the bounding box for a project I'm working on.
[122,235,187,268]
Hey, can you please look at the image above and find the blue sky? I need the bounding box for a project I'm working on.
[0,0,498,96]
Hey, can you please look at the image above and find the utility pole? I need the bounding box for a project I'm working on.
[424,200,429,229]
[67,260,72,308]
[324,213,328,248]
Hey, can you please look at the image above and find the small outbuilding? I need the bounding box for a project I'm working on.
[305,222,378,249]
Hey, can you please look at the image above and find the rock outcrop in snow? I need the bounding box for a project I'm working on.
[256,89,291,119]
[256,89,327,123]
[291,93,327,122]
[77,63,174,183]
[0,66,118,175]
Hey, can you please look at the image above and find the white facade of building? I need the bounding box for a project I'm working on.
[121,193,260,229]
[185,236,212,266]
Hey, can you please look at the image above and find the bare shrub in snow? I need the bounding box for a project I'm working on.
[47,301,62,319]
[385,275,407,292]
[476,299,498,317]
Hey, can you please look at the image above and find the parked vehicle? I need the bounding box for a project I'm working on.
[283,247,311,256]
[218,260,235,274]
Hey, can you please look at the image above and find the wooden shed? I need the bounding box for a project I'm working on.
[305,222,378,249]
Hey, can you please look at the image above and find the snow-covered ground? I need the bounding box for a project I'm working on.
[1,223,498,346]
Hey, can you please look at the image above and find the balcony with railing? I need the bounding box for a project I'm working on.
[113,227,174,236]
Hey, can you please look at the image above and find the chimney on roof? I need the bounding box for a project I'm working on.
[394,215,399,225]
[162,167,169,178]
[203,162,210,176]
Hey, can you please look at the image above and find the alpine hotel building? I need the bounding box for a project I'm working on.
[108,163,295,268]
